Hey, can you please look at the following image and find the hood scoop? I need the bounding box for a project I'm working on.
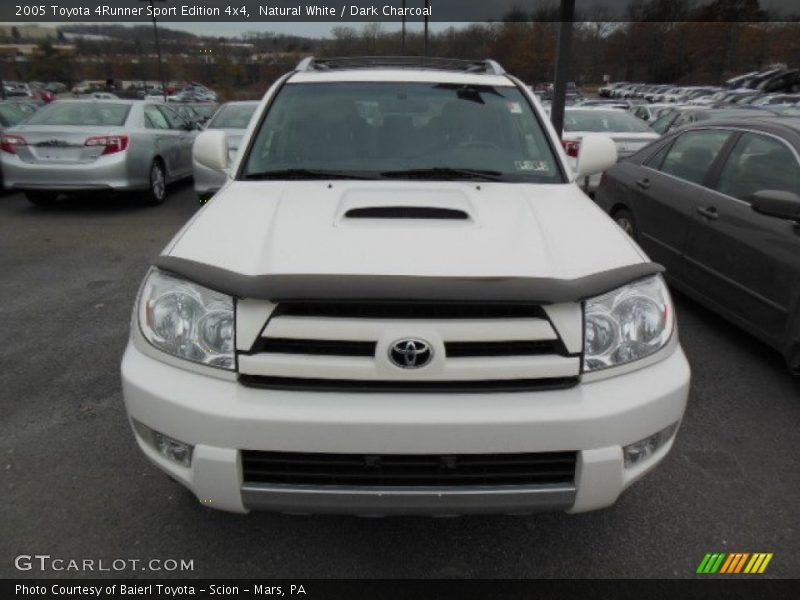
[344,206,470,220]
[336,187,478,227]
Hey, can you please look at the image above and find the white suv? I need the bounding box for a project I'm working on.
[121,57,690,515]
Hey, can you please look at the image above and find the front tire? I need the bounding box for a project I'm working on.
[613,208,638,240]
[25,191,58,207]
[144,160,167,206]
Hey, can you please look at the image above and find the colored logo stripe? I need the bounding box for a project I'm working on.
[720,553,749,573]
[744,553,773,574]
[697,553,726,573]
[697,552,773,574]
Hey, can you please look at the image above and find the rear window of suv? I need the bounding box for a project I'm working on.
[242,82,563,183]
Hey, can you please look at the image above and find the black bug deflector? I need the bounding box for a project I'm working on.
[151,255,665,304]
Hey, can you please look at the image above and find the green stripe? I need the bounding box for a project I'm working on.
[703,554,719,573]
[697,554,713,574]
[710,553,727,573]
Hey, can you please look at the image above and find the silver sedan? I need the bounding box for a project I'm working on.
[193,101,259,202]
[0,99,197,206]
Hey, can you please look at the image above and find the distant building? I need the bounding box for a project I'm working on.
[62,32,113,43]
[0,44,76,57]
[0,25,59,41]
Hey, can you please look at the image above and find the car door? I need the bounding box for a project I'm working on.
[144,104,181,176]
[683,131,800,346]
[157,104,195,176]
[628,129,733,280]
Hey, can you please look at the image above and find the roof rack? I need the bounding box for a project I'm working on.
[295,56,506,76]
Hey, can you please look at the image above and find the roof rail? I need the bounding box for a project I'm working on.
[295,56,506,76]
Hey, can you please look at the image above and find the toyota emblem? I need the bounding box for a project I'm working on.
[389,338,433,369]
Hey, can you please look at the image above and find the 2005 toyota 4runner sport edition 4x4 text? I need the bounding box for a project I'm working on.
[121,57,691,515]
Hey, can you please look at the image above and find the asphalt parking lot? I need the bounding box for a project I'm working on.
[1,184,798,579]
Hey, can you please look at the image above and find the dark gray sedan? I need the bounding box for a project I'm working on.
[595,117,800,373]
[0,99,197,206]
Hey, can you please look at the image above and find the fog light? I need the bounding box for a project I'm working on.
[132,420,193,467]
[153,432,193,467]
[623,422,679,468]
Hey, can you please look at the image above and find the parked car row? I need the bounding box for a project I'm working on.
[3,81,57,103]
[601,65,800,110]
[600,82,724,104]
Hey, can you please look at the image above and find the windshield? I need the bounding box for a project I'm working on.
[563,110,654,133]
[242,82,563,183]
[209,104,258,130]
[25,102,131,126]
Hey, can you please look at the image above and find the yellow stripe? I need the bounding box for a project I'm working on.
[734,553,749,573]
[758,553,773,573]
[744,554,760,574]
[720,554,736,574]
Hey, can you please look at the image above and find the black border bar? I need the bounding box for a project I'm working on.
[3,0,799,23]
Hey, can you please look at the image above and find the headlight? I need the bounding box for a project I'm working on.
[583,275,673,372]
[137,269,235,370]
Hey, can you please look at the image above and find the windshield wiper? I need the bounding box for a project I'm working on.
[244,169,378,181]
[380,167,506,182]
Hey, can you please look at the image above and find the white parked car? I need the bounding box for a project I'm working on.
[562,107,660,194]
[192,101,259,202]
[121,57,690,515]
[86,92,119,100]
[631,103,675,122]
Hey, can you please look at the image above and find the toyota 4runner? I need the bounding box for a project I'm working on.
[121,57,690,515]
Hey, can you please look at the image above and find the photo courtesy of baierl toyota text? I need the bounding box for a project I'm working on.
[0,0,798,597]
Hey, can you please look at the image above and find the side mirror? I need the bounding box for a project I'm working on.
[751,190,800,222]
[574,134,618,177]
[193,130,229,171]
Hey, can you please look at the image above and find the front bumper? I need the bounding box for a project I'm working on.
[121,341,690,515]
[0,152,143,192]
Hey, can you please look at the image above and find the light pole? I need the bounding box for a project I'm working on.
[550,0,575,137]
[401,1,406,54]
[424,1,429,57]
[140,0,167,101]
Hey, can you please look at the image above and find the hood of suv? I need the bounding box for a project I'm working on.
[164,181,645,285]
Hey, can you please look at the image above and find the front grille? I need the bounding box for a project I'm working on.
[249,338,563,358]
[241,450,578,486]
[253,338,377,357]
[238,375,579,393]
[237,300,581,390]
[272,301,546,320]
[444,340,562,357]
